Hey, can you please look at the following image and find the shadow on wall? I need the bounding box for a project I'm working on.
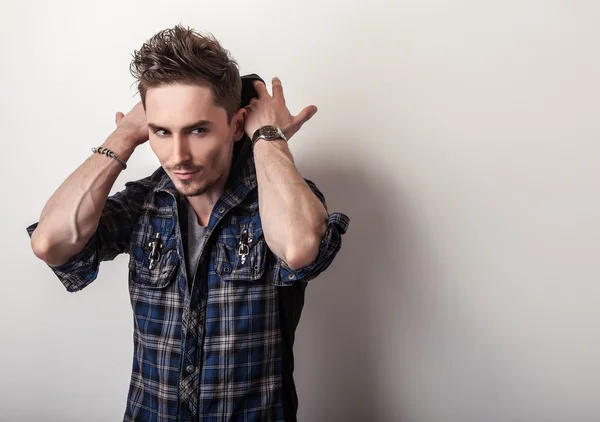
[294,148,442,422]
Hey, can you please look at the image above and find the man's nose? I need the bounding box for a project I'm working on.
[171,134,192,164]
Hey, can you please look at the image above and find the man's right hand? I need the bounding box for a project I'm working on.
[114,101,148,147]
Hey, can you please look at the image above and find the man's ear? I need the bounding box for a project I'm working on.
[232,107,247,142]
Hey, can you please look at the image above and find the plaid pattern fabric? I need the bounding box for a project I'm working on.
[26,141,350,422]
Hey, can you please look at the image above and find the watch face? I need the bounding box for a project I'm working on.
[260,126,280,139]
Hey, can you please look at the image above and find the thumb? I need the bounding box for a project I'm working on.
[295,105,318,126]
[115,111,125,126]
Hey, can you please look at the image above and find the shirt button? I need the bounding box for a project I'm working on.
[186,365,195,374]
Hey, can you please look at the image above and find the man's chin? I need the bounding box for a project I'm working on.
[182,187,209,197]
[174,180,210,197]
[167,170,201,194]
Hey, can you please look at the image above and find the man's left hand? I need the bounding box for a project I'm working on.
[244,77,318,141]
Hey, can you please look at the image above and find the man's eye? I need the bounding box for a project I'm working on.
[153,129,168,136]
[191,128,207,135]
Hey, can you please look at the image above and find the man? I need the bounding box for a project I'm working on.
[27,25,349,421]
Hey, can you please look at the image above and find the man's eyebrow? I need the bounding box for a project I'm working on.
[147,120,213,131]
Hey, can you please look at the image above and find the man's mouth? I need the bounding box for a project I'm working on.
[173,170,200,180]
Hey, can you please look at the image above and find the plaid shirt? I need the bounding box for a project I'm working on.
[26,140,349,422]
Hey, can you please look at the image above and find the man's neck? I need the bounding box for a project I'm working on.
[185,177,227,227]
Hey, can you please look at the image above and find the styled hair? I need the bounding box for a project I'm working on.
[130,24,242,121]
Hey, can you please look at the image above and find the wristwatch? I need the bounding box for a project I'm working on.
[251,125,288,147]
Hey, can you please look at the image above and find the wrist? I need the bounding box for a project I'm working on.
[103,130,139,162]
[114,125,147,147]
[253,138,291,163]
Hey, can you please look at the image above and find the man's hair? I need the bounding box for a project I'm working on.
[130,24,242,122]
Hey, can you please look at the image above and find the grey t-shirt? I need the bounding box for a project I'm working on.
[186,200,207,282]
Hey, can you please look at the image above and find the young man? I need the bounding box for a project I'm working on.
[27,25,349,421]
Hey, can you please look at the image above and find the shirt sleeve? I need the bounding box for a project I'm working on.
[26,183,145,292]
[271,179,350,286]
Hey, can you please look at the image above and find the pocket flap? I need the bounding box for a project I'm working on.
[215,225,267,282]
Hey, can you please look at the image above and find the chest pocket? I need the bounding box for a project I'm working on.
[129,221,180,289]
[215,222,268,282]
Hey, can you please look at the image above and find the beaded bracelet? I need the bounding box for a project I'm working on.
[91,147,127,169]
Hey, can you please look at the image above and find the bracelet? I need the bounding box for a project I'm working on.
[91,147,127,169]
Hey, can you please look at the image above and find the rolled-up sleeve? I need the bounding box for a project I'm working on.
[271,179,350,286]
[26,183,145,292]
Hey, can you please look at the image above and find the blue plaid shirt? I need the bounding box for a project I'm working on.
[27,140,349,422]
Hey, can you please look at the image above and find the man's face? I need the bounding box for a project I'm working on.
[145,83,244,197]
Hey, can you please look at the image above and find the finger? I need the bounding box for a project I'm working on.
[272,77,285,102]
[115,111,125,126]
[295,105,318,126]
[253,80,270,98]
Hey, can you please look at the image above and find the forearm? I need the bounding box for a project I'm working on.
[254,139,328,269]
[31,129,137,266]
